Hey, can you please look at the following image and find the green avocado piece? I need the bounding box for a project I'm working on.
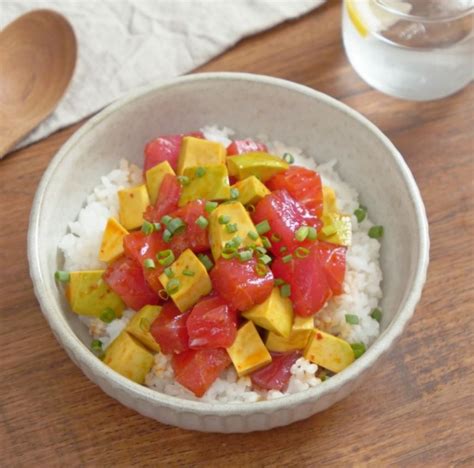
[67,270,124,317]
[227,152,289,182]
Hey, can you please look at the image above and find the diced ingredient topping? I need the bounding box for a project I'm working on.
[100,307,116,323]
[150,302,189,354]
[98,218,129,263]
[368,225,384,239]
[172,348,231,397]
[158,249,212,312]
[345,314,359,325]
[126,305,162,352]
[187,296,238,349]
[266,316,314,352]
[242,287,294,338]
[226,139,268,156]
[118,184,150,230]
[145,160,175,205]
[55,270,70,282]
[250,351,300,391]
[370,307,382,322]
[178,136,226,175]
[179,164,231,206]
[103,331,155,384]
[226,321,272,377]
[232,176,270,207]
[227,151,288,182]
[282,153,295,164]
[66,270,124,318]
[354,205,367,223]
[351,342,366,358]
[210,256,274,312]
[304,329,355,373]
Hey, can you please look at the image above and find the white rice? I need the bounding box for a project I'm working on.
[60,125,382,403]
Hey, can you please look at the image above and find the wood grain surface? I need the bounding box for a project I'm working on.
[1,2,473,466]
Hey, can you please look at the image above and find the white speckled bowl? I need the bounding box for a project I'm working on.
[28,73,429,433]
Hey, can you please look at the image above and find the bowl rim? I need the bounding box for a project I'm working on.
[28,72,430,415]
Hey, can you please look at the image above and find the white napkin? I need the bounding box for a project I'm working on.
[1,0,324,150]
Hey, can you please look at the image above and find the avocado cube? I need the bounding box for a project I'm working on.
[265,316,314,352]
[209,202,262,260]
[303,329,355,373]
[98,217,129,263]
[233,176,270,206]
[67,270,124,318]
[242,287,293,338]
[226,321,272,377]
[103,331,155,384]
[146,161,175,205]
[322,185,338,215]
[126,305,162,352]
[227,152,288,182]
[158,249,212,312]
[118,184,150,230]
[177,136,226,175]
[179,164,230,207]
[319,213,352,246]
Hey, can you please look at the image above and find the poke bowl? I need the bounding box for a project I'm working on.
[28,72,429,432]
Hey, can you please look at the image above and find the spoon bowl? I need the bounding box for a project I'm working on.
[0,9,76,157]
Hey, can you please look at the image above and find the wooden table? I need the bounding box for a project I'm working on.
[1,2,473,465]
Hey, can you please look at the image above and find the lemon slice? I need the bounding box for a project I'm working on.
[346,0,412,38]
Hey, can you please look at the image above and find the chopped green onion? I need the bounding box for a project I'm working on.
[295,247,310,258]
[183,269,195,277]
[259,254,272,265]
[261,236,272,249]
[157,249,175,266]
[368,225,384,239]
[283,152,295,164]
[141,220,155,235]
[247,231,259,241]
[280,284,291,298]
[274,278,285,286]
[164,267,174,278]
[158,289,169,300]
[198,253,213,271]
[307,226,317,241]
[255,263,268,277]
[351,343,366,358]
[168,217,185,235]
[139,317,151,331]
[166,278,180,294]
[144,258,156,269]
[161,215,172,226]
[54,271,70,283]
[255,246,267,256]
[271,233,281,242]
[370,307,382,322]
[320,372,328,382]
[256,220,270,235]
[238,250,253,262]
[162,228,172,243]
[205,201,218,213]
[222,247,237,259]
[295,226,309,242]
[153,222,162,231]
[100,307,116,323]
[195,216,209,229]
[230,187,240,200]
[226,223,238,233]
[218,215,231,225]
[91,339,104,358]
[280,246,288,253]
[246,204,256,213]
[195,166,206,177]
[321,225,337,236]
[226,236,242,249]
[177,175,190,186]
[345,314,360,325]
[354,206,367,223]
[282,254,293,264]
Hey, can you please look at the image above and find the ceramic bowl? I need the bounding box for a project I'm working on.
[28,73,429,432]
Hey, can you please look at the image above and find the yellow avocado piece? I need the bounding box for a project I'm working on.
[323,186,338,215]
[179,164,231,207]
[242,287,293,338]
[103,331,155,384]
[266,316,314,352]
[118,184,150,230]
[209,201,262,260]
[227,152,288,182]
[98,218,129,263]
[158,249,212,312]
[177,136,226,175]
[226,321,272,377]
[233,176,270,206]
[303,329,355,373]
[126,305,162,352]
[67,270,124,318]
[320,213,352,246]
[145,161,175,205]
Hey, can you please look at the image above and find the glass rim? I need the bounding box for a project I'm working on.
[374,0,474,22]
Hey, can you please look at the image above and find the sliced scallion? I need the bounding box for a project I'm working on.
[226,223,238,233]
[368,225,384,239]
[238,250,253,262]
[255,263,268,277]
[345,314,359,325]
[100,307,116,323]
[307,226,317,241]
[259,254,272,265]
[280,284,291,298]
[195,215,209,229]
[153,222,162,231]
[54,271,70,283]
[295,247,310,258]
[164,267,174,278]
[157,249,175,266]
[198,253,213,271]
[271,233,281,242]
[166,278,180,294]
[144,258,156,269]
[177,175,190,186]
[261,236,272,249]
[162,228,172,243]
[283,152,295,164]
[256,220,270,235]
[295,226,309,242]
[274,278,285,286]
[282,254,293,264]
[354,206,367,223]
[195,167,206,177]
[161,215,172,226]
[158,289,169,301]
[247,231,259,241]
[168,217,185,235]
[230,187,239,200]
[370,307,382,322]
[351,343,366,358]
[218,215,231,225]
[141,220,155,235]
[205,201,218,213]
[183,269,195,277]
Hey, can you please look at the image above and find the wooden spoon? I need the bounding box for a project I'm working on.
[0,10,77,158]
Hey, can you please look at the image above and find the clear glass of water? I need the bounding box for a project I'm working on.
[342,0,474,100]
